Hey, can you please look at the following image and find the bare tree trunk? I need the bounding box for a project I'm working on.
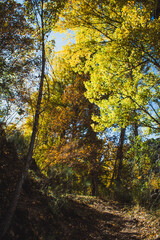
[109,128,126,189]
[116,127,126,185]
[0,1,45,239]
[134,123,138,137]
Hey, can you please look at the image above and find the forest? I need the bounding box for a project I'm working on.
[0,0,160,239]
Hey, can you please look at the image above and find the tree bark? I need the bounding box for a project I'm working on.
[134,123,138,137]
[109,128,126,189]
[116,127,126,185]
[0,1,45,239]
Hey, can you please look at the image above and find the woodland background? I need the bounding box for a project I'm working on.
[0,0,160,239]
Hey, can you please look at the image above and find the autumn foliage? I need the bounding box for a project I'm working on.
[0,1,160,239]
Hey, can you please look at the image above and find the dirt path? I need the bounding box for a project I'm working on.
[57,196,143,240]
[4,190,159,240]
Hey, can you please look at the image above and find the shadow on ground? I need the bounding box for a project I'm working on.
[56,197,141,240]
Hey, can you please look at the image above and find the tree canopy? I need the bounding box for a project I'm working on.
[0,1,160,238]
[55,0,160,133]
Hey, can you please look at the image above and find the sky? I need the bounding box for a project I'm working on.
[53,32,68,51]
[48,31,74,51]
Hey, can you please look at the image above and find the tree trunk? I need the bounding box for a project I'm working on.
[109,128,126,189]
[134,123,138,137]
[0,1,45,239]
[116,127,126,185]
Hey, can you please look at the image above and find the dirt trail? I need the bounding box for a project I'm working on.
[58,196,143,240]
[3,187,159,240]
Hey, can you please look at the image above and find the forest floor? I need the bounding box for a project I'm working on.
[5,182,160,240]
[1,132,160,240]
[54,195,160,240]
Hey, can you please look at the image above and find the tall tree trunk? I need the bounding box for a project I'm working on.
[0,1,45,239]
[116,127,126,185]
[134,123,138,137]
[109,127,126,189]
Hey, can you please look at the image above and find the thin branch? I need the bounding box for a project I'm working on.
[123,94,160,126]
[149,102,160,119]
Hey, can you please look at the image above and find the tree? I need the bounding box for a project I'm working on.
[29,52,105,196]
[0,0,66,238]
[126,136,160,206]
[0,0,35,123]
[109,127,126,189]
[55,0,160,133]
[53,0,160,196]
